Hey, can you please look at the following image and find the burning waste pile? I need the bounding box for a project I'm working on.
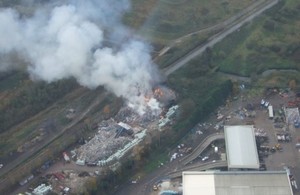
[0,0,179,166]
[75,86,177,165]
[76,119,132,163]
[115,85,177,127]
[0,0,162,115]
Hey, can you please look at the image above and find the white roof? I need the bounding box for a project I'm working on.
[118,122,131,130]
[182,171,293,195]
[224,125,259,169]
[268,105,274,118]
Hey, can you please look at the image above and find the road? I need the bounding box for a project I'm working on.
[180,133,224,166]
[162,0,279,76]
[0,91,108,193]
[167,160,227,178]
[114,131,224,195]
[156,0,269,57]
[6,0,281,193]
[114,0,281,187]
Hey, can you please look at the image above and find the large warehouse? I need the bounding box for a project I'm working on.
[182,171,294,195]
[224,125,259,169]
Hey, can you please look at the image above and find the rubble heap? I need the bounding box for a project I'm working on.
[76,119,131,163]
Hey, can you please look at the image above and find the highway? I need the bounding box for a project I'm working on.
[162,0,280,76]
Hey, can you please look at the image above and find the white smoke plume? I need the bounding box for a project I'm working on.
[0,0,161,114]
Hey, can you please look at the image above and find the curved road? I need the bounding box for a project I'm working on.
[180,133,225,166]
[115,132,225,195]
[167,160,227,178]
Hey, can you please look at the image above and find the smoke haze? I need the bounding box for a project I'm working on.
[0,0,161,114]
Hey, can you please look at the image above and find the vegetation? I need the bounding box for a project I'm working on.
[125,0,253,41]
[4,0,300,194]
[0,0,20,7]
[0,87,101,159]
[211,0,300,76]
[0,77,79,133]
[1,89,121,194]
[155,33,211,68]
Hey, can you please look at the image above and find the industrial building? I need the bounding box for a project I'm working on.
[182,171,293,195]
[224,125,259,169]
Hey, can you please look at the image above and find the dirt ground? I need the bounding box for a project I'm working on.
[150,88,300,195]
[15,87,300,195]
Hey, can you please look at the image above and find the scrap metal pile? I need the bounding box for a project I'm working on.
[75,86,177,164]
[76,118,132,163]
[114,106,160,128]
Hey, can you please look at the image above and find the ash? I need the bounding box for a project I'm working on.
[76,86,177,164]
[115,106,161,128]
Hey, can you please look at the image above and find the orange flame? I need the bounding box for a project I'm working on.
[154,88,164,98]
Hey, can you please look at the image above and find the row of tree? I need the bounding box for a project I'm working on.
[0,77,79,133]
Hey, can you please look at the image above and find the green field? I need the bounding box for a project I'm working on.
[125,0,252,41]
[155,32,211,68]
[211,0,300,76]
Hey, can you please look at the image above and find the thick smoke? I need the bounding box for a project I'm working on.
[0,0,161,114]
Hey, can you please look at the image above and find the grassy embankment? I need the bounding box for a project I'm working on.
[0,72,79,158]
[211,0,300,77]
[0,86,122,194]
[111,0,300,187]
[124,0,253,68]
[125,0,252,41]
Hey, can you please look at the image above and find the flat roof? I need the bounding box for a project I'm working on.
[117,122,131,130]
[182,171,293,195]
[224,125,259,169]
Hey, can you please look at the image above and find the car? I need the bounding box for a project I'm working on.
[202,156,209,161]
[259,164,267,171]
[264,101,269,107]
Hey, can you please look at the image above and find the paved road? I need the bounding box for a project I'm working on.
[162,0,279,76]
[167,160,227,178]
[114,131,224,195]
[114,0,280,186]
[180,133,225,166]
[157,0,269,56]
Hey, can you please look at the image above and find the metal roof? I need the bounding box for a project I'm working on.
[182,171,293,195]
[117,122,132,130]
[224,125,259,169]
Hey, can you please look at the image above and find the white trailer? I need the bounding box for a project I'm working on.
[268,105,274,119]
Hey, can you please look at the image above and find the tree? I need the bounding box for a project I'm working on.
[85,177,98,193]
[289,79,297,90]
